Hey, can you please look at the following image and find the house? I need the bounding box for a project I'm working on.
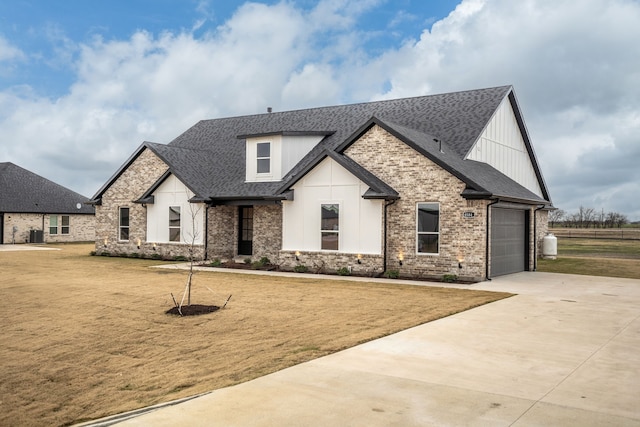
[0,162,95,244]
[89,86,552,280]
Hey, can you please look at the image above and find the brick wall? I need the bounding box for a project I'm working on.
[253,205,282,263]
[207,205,237,259]
[345,125,488,281]
[95,148,179,256]
[207,204,283,263]
[46,214,95,242]
[2,213,95,244]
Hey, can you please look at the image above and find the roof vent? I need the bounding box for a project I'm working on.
[267,107,272,113]
[434,138,443,153]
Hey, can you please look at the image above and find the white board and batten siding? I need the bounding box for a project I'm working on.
[467,97,543,198]
[282,157,383,254]
[246,134,324,182]
[146,174,205,244]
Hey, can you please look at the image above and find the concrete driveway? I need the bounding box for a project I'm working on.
[83,272,640,426]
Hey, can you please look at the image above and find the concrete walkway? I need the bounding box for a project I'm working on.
[81,272,640,426]
[0,244,59,251]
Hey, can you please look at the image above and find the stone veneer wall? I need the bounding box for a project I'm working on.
[345,125,489,281]
[94,148,205,259]
[278,251,384,276]
[2,213,95,244]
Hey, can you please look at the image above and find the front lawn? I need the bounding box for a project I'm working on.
[0,244,510,426]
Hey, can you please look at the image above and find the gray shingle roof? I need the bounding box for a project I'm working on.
[91,85,551,206]
[0,162,94,214]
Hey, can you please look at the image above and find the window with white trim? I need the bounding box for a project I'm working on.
[49,215,58,235]
[119,207,130,241]
[169,206,181,242]
[61,215,70,234]
[321,204,339,250]
[256,142,271,174]
[417,203,439,254]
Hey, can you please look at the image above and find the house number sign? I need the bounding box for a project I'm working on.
[463,211,475,218]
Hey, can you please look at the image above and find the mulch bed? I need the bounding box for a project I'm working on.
[166,304,220,316]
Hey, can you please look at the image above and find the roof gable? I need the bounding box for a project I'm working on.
[0,162,94,214]
[93,85,551,206]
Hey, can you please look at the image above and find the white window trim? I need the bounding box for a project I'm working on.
[119,207,130,241]
[256,141,271,176]
[61,215,70,235]
[320,202,341,252]
[416,202,440,256]
[169,206,181,243]
[49,215,58,235]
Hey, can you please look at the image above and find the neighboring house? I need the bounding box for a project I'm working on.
[89,86,553,280]
[0,162,95,244]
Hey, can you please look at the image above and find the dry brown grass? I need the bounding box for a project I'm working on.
[0,244,510,426]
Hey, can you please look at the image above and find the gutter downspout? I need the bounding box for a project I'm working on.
[204,205,209,261]
[383,199,397,276]
[485,199,500,281]
[533,204,546,271]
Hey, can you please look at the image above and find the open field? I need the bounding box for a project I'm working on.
[0,244,510,427]
[550,227,640,240]
[537,237,640,279]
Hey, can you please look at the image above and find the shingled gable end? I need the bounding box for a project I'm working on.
[0,162,95,244]
[90,86,552,280]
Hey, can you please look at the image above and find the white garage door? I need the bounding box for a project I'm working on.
[491,208,527,277]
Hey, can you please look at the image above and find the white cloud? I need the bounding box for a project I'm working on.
[375,0,640,219]
[1,0,639,221]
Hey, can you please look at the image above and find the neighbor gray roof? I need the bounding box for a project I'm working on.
[90,86,552,206]
[0,162,94,214]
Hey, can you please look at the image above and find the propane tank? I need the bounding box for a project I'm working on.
[542,233,557,259]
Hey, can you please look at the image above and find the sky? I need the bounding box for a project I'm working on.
[1,0,639,221]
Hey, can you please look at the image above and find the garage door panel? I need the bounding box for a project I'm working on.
[491,208,526,276]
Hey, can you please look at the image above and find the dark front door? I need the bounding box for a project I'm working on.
[238,206,253,256]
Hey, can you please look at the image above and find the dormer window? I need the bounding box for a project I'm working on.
[256,142,271,174]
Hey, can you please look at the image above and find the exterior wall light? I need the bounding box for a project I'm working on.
[103,238,108,248]
[137,238,141,249]
[458,257,464,269]
[295,251,300,261]
[153,243,157,251]
[398,252,404,266]
[357,254,362,264]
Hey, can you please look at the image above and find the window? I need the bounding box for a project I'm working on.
[256,142,271,174]
[119,207,130,241]
[50,215,70,235]
[49,215,58,235]
[321,204,339,250]
[417,203,439,254]
[169,206,181,242]
[61,215,70,234]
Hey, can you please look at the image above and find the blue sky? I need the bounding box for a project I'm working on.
[1,0,639,221]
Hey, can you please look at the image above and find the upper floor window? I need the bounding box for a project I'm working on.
[169,206,181,242]
[119,207,130,241]
[256,142,271,174]
[321,203,339,250]
[417,203,439,254]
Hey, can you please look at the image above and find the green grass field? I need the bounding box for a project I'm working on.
[537,237,640,279]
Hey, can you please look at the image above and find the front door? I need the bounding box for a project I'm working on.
[238,206,253,256]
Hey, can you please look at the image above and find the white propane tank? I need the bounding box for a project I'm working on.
[542,233,557,259]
